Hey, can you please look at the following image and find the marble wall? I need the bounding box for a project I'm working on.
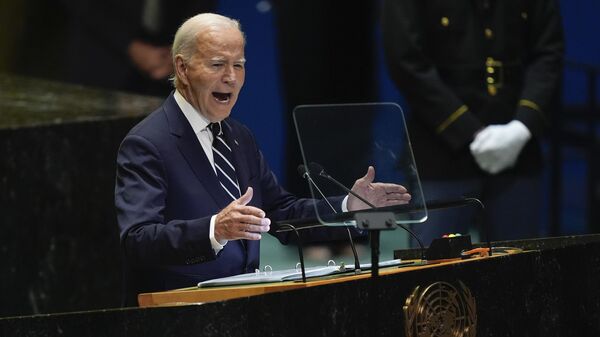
[0,74,162,317]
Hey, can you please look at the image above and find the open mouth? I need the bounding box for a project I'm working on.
[212,92,231,103]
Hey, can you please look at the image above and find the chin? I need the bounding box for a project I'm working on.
[210,110,232,121]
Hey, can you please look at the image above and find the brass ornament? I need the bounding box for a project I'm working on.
[404,281,476,337]
[484,28,494,39]
[485,57,503,95]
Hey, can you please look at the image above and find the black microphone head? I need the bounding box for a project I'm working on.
[308,162,326,176]
[297,164,308,178]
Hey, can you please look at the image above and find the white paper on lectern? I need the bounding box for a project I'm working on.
[197,259,404,288]
[197,265,345,288]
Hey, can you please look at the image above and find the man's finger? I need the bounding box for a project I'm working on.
[381,199,410,206]
[235,204,266,219]
[242,232,262,240]
[360,166,375,184]
[244,223,271,233]
[372,183,407,193]
[235,214,271,226]
[238,187,253,206]
[384,192,412,200]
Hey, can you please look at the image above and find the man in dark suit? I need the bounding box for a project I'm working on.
[60,0,217,96]
[115,13,411,305]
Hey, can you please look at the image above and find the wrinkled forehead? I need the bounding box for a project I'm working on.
[195,27,245,57]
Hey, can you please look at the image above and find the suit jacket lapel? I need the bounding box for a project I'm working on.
[163,93,232,208]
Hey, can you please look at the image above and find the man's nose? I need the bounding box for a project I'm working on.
[223,66,236,85]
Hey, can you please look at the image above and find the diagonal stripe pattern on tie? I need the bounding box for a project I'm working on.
[209,122,241,200]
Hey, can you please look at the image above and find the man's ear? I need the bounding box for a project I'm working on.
[174,55,189,87]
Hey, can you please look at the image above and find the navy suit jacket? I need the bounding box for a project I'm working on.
[115,93,345,304]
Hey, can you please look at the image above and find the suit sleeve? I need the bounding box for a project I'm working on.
[382,0,484,150]
[514,0,564,137]
[115,134,216,267]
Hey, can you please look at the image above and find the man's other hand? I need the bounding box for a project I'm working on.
[214,187,271,241]
[128,40,173,80]
[347,166,411,211]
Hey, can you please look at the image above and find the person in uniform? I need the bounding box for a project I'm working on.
[382,0,564,243]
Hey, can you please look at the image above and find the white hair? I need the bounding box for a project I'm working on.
[170,13,245,88]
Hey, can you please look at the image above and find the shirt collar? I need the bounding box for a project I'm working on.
[174,89,211,134]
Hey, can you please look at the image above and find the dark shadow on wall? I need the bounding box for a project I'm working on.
[0,0,69,81]
[273,1,380,197]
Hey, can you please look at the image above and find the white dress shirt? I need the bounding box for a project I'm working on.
[174,90,228,253]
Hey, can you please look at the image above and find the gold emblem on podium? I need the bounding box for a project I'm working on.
[403,281,476,337]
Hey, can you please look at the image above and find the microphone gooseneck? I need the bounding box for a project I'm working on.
[298,164,337,213]
[307,162,427,262]
[297,164,309,179]
[307,162,376,209]
[397,223,426,260]
[297,164,361,273]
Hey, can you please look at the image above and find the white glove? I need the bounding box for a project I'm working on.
[469,120,531,175]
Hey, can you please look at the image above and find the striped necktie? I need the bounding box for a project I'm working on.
[208,122,241,201]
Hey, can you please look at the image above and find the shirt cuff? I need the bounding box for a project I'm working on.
[341,195,349,212]
[209,214,228,253]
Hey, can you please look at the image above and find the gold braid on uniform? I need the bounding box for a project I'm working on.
[436,105,469,134]
[518,99,541,112]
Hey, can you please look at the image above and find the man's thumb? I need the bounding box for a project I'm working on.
[238,187,253,206]
[361,166,375,184]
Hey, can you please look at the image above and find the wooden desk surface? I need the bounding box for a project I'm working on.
[137,252,520,308]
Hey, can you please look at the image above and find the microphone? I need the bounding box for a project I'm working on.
[297,164,361,272]
[297,164,337,212]
[307,162,427,261]
[307,162,376,209]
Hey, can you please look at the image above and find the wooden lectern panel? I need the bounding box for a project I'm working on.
[138,256,501,307]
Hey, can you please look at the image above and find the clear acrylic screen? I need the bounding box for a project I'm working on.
[293,102,427,226]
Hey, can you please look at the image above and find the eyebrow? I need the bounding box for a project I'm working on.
[209,57,246,63]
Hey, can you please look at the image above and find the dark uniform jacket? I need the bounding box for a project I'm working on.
[382,0,564,179]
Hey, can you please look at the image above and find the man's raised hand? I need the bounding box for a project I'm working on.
[347,166,411,211]
[214,187,271,241]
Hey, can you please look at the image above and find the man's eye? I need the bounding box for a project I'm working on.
[212,63,224,68]
[234,64,244,69]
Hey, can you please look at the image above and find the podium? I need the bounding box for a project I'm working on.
[1,234,599,336]
[131,234,599,337]
[137,260,424,307]
[137,258,475,307]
